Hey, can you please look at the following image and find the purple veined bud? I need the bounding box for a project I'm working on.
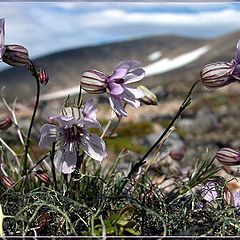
[0,175,14,189]
[0,116,12,130]
[216,148,240,166]
[137,85,157,106]
[224,188,234,206]
[3,44,29,67]
[37,67,49,85]
[200,61,235,89]
[34,170,50,184]
[81,69,107,94]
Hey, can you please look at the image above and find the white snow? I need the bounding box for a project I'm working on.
[144,45,209,77]
[40,86,81,101]
[39,45,209,101]
[148,51,162,61]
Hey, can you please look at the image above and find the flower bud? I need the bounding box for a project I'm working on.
[81,69,107,94]
[3,44,29,67]
[0,116,12,130]
[0,175,14,189]
[137,85,158,105]
[169,149,185,161]
[200,62,235,88]
[37,67,49,85]
[216,148,240,166]
[34,170,50,184]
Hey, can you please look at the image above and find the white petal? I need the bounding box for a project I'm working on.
[80,133,107,162]
[124,68,145,84]
[54,149,63,173]
[54,148,77,174]
[109,95,128,117]
[122,88,141,108]
[125,87,145,98]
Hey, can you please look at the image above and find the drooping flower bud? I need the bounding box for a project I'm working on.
[200,62,235,89]
[3,44,29,67]
[0,116,12,130]
[137,85,158,105]
[34,170,50,184]
[37,67,49,85]
[216,148,240,166]
[81,69,107,94]
[0,175,14,189]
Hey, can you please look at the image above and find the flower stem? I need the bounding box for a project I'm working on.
[76,85,82,107]
[50,142,57,191]
[118,80,200,194]
[22,60,40,175]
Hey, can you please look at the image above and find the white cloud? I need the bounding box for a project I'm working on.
[0,2,239,61]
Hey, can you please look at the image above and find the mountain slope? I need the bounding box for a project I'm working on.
[0,32,239,101]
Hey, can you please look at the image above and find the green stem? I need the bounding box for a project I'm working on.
[76,85,82,107]
[50,142,57,190]
[118,80,200,194]
[127,80,199,179]
[22,60,40,175]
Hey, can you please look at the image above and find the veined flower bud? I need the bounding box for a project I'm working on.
[37,67,49,85]
[0,175,14,189]
[3,44,29,67]
[34,170,50,184]
[200,62,235,88]
[137,85,157,105]
[216,148,240,166]
[81,69,107,94]
[0,116,12,130]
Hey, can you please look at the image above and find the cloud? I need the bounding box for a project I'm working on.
[0,2,240,61]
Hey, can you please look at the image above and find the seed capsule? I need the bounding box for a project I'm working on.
[200,62,235,88]
[0,175,14,189]
[216,148,240,166]
[0,116,12,130]
[3,44,29,67]
[37,67,49,85]
[81,69,107,94]
[34,170,50,184]
[137,85,157,105]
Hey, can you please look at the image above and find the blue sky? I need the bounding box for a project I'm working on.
[0,2,240,59]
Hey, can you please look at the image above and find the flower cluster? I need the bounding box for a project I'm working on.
[81,60,145,117]
[200,40,240,88]
[39,98,107,174]
[40,60,149,173]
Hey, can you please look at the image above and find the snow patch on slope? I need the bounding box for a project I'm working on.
[148,51,162,61]
[144,45,209,77]
[40,45,209,101]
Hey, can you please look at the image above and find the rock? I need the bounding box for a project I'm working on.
[144,131,185,158]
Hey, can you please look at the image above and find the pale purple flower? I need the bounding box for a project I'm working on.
[232,192,240,208]
[200,39,240,88]
[0,18,29,67]
[81,60,145,117]
[202,181,218,202]
[39,98,107,174]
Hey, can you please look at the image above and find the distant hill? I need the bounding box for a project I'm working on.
[0,32,239,101]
